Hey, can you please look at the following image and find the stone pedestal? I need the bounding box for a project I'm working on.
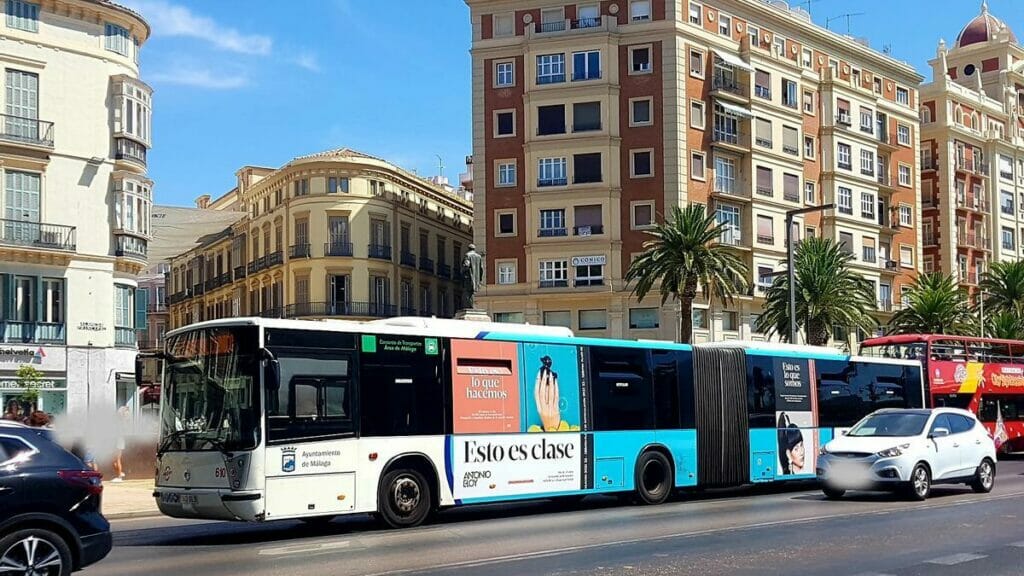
[455,309,491,322]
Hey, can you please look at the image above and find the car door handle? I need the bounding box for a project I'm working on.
[953,443,960,448]
[976,440,982,445]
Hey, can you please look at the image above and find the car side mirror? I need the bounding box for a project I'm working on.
[930,427,950,439]
[841,430,849,436]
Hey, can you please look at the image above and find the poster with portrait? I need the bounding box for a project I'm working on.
[520,343,582,433]
[450,340,522,434]
[774,358,816,476]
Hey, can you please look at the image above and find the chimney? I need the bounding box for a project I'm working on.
[195,194,211,209]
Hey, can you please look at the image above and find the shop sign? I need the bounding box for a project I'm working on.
[0,377,66,390]
[570,255,606,267]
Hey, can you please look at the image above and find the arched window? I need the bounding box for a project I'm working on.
[920,106,932,123]
[970,112,979,130]
[955,106,964,125]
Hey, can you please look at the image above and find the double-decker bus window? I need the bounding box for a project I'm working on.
[360,335,445,437]
[979,395,1023,422]
[933,393,973,409]
[747,356,775,428]
[590,347,654,430]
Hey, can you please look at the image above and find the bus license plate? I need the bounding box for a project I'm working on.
[160,492,198,505]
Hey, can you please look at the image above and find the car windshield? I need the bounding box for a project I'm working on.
[847,412,929,437]
[159,326,260,453]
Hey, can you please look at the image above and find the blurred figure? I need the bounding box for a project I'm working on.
[3,399,23,422]
[70,441,99,472]
[26,410,51,428]
[111,405,130,482]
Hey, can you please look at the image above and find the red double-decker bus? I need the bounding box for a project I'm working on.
[860,334,1024,454]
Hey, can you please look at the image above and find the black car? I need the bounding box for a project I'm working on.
[0,421,112,575]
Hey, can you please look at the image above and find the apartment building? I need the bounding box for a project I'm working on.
[920,2,1024,292]
[166,148,474,329]
[466,0,922,343]
[0,0,152,418]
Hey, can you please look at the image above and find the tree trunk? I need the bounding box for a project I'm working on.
[807,318,829,347]
[679,295,694,344]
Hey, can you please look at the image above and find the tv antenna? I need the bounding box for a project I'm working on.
[826,12,865,34]
[435,154,445,178]
[795,0,820,14]
[882,43,893,55]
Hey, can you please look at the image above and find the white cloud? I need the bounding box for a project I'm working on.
[293,52,320,73]
[121,0,272,55]
[149,67,248,90]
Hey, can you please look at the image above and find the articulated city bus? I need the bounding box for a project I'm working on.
[861,334,1024,453]
[148,317,924,528]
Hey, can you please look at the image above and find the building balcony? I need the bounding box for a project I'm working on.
[877,172,894,188]
[754,86,771,100]
[955,159,989,177]
[710,74,747,100]
[528,15,614,38]
[538,20,566,33]
[217,272,231,287]
[538,177,568,187]
[114,137,147,168]
[1,321,65,344]
[836,114,852,127]
[438,263,452,279]
[114,326,137,348]
[324,241,353,257]
[368,243,392,260]
[574,225,604,236]
[247,255,267,274]
[958,232,990,250]
[711,130,750,152]
[400,251,417,267]
[0,219,76,252]
[538,227,568,237]
[955,196,989,213]
[0,114,54,149]
[192,283,205,296]
[114,235,147,259]
[266,251,283,267]
[755,185,773,197]
[283,301,397,319]
[204,277,217,292]
[922,160,939,171]
[877,299,894,313]
[574,278,604,287]
[882,260,900,273]
[717,232,745,247]
[290,243,310,259]
[233,265,247,280]
[756,234,775,244]
[419,256,435,273]
[924,234,938,246]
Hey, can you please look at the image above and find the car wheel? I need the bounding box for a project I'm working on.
[378,468,432,529]
[634,451,673,505]
[905,463,931,501]
[970,458,995,493]
[822,486,846,499]
[0,528,73,576]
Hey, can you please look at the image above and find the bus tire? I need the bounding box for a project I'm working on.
[634,450,673,505]
[378,468,432,529]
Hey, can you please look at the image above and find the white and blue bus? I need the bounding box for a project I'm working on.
[149,316,924,528]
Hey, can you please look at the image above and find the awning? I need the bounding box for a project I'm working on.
[716,100,753,118]
[713,49,754,72]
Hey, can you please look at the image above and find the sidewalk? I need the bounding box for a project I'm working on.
[102,478,161,519]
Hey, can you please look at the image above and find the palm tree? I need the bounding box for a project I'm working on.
[986,311,1024,340]
[980,261,1024,319]
[625,204,749,344]
[756,237,877,346]
[888,273,972,335]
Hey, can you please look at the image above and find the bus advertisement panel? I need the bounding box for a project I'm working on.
[774,358,816,477]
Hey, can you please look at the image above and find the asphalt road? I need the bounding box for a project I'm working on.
[91,458,1024,576]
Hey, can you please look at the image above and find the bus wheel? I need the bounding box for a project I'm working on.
[378,468,432,528]
[634,451,673,505]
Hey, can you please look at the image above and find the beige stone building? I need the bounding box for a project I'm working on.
[167,149,474,329]
[920,3,1024,294]
[466,0,923,344]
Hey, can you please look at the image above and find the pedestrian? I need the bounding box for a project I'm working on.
[2,399,23,422]
[111,405,130,482]
[69,441,99,472]
[26,410,50,428]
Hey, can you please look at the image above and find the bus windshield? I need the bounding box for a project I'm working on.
[159,326,260,453]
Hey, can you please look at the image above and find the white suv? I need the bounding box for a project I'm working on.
[817,408,997,500]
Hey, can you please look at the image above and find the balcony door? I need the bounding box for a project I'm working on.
[4,171,40,243]
[328,216,349,246]
[329,274,350,315]
[5,69,38,140]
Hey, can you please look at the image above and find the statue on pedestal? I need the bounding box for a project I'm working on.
[461,244,485,311]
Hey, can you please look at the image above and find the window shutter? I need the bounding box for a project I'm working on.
[0,274,10,319]
[135,288,148,330]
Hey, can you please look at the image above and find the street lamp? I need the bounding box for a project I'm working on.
[785,203,834,344]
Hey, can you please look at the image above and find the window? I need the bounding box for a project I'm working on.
[41,278,63,323]
[539,260,569,287]
[688,49,703,77]
[575,263,604,287]
[497,261,516,284]
[689,151,704,180]
[496,211,515,236]
[573,152,602,184]
[756,214,773,244]
[804,181,816,204]
[837,143,852,169]
[722,311,739,331]
[632,46,652,73]
[860,107,873,132]
[689,100,704,129]
[689,2,702,25]
[714,156,736,194]
[1003,227,1015,250]
[896,86,910,106]
[495,61,514,87]
[836,98,851,124]
[497,161,516,186]
[7,0,39,32]
[716,203,740,243]
[537,105,565,135]
[327,177,349,194]
[630,308,659,329]
[632,98,653,126]
[574,204,603,235]
[803,90,814,114]
[999,155,1014,180]
[630,0,651,22]
[692,309,707,329]
[718,13,731,36]
[801,48,812,68]
[754,69,770,99]
[115,78,153,145]
[573,101,601,132]
[538,157,567,186]
[544,311,571,328]
[783,126,799,155]
[828,58,839,75]
[898,164,911,186]
[632,202,654,228]
[572,50,601,81]
[873,77,882,94]
[494,311,523,323]
[539,209,566,236]
[589,347,656,431]
[772,35,785,56]
[838,187,853,214]
[756,166,772,196]
[838,232,853,255]
[782,79,798,108]
[897,203,913,226]
[860,149,875,175]
[1001,190,1014,215]
[755,117,772,148]
[897,123,911,146]
[900,245,913,267]
[494,13,514,36]
[783,173,799,202]
[633,150,653,177]
[804,136,816,159]
[105,22,130,55]
[537,53,566,84]
[748,25,759,48]
[861,192,875,219]
[756,266,774,292]
[495,110,515,136]
[114,284,135,328]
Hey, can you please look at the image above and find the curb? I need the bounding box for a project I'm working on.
[106,510,163,520]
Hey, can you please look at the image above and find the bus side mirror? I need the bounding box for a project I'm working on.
[261,349,280,392]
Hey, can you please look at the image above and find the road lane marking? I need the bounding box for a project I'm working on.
[1009,541,1024,548]
[924,553,987,565]
[259,540,351,556]
[362,490,1024,576]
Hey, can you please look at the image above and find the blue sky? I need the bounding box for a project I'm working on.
[125,0,1019,208]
